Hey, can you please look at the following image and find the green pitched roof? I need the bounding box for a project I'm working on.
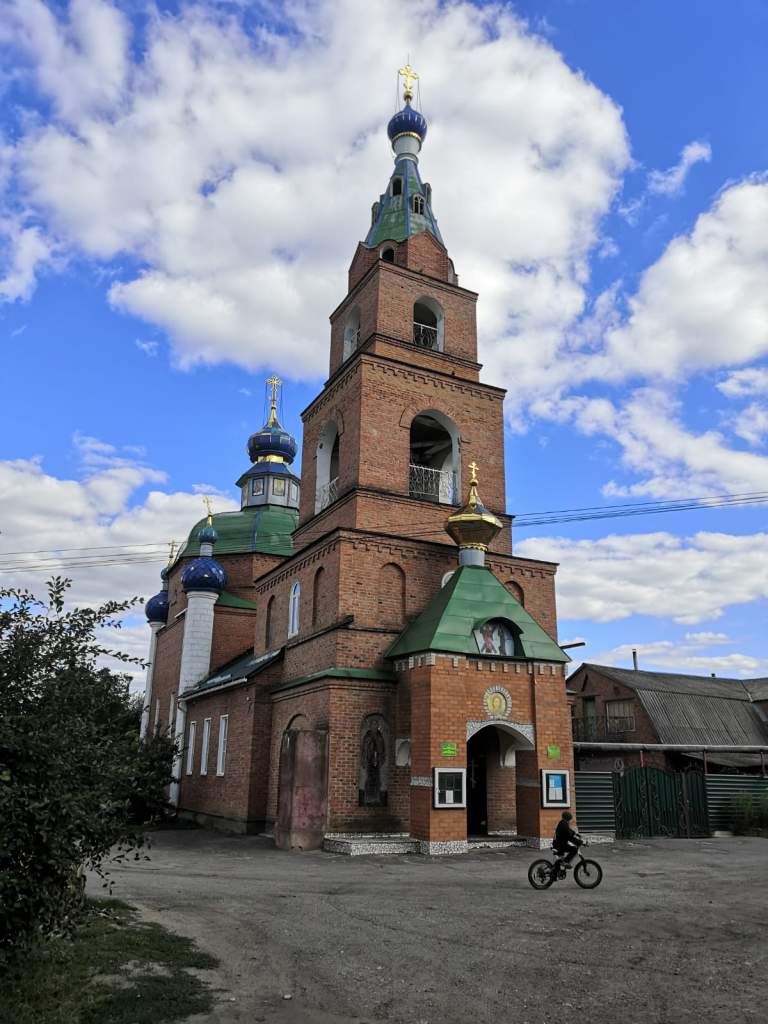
[179,505,297,560]
[185,647,283,700]
[216,591,259,611]
[387,565,569,663]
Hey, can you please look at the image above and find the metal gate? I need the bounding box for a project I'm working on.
[613,767,708,839]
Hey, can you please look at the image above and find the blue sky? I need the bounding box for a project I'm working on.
[1,0,767,680]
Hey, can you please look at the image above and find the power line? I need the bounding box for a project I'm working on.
[1,489,766,574]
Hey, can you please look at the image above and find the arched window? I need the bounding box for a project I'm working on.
[288,581,301,638]
[408,410,461,505]
[505,580,525,606]
[343,306,360,361]
[413,297,444,351]
[391,177,403,197]
[380,246,395,263]
[315,420,340,513]
[312,566,326,628]
[378,562,406,627]
[358,714,389,807]
[265,595,275,649]
[412,194,425,216]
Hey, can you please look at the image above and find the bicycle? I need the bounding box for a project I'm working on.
[527,840,603,890]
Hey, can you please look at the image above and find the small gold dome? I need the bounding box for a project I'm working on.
[445,462,502,552]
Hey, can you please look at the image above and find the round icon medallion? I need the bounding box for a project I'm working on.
[483,685,511,719]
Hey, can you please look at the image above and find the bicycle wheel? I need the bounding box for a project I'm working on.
[574,858,603,889]
[528,859,555,890]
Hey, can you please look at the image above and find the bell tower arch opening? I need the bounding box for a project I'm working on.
[413,297,444,351]
[343,306,360,361]
[315,421,340,513]
[408,410,460,505]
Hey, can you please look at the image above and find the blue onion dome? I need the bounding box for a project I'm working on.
[160,564,170,582]
[181,556,227,594]
[247,417,298,465]
[145,589,169,624]
[198,523,218,544]
[387,101,427,144]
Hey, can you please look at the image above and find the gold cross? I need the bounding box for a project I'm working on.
[469,461,479,484]
[398,63,419,101]
[203,496,214,525]
[167,539,177,566]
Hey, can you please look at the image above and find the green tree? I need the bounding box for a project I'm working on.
[0,578,175,963]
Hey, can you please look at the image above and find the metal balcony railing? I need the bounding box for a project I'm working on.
[316,476,338,512]
[572,716,636,741]
[408,464,457,505]
[413,321,439,350]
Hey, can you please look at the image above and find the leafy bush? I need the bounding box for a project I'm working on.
[0,579,175,963]
[728,792,768,834]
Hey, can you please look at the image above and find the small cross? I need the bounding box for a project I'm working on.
[267,374,282,406]
[203,496,214,524]
[167,539,177,565]
[398,63,419,100]
[469,461,479,483]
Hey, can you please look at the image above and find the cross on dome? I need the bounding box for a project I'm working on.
[398,63,419,102]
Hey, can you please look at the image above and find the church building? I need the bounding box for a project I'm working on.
[141,70,574,854]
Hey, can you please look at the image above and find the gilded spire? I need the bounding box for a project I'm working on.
[266,374,282,427]
[203,496,214,526]
[445,463,502,559]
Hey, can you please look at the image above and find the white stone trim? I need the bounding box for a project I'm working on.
[417,839,469,856]
[410,775,432,787]
[466,719,535,745]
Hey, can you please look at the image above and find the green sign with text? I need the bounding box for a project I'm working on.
[547,745,561,759]
[440,742,458,758]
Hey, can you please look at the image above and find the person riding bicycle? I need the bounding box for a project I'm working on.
[553,811,582,869]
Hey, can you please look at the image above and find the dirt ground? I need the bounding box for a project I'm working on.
[91,829,767,1024]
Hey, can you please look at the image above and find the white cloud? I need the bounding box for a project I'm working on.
[647,140,712,196]
[718,366,768,398]
[585,638,763,679]
[0,217,53,300]
[599,178,768,382]
[0,0,629,379]
[517,529,768,625]
[0,445,237,610]
[135,337,158,357]
[730,402,768,448]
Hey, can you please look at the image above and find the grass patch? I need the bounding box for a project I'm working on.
[1,899,218,1024]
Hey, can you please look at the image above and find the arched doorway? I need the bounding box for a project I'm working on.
[467,722,535,836]
[467,727,497,835]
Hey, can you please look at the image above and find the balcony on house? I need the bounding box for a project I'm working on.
[408,464,457,505]
[572,715,636,742]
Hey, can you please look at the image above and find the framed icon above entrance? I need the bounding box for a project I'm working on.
[482,684,512,720]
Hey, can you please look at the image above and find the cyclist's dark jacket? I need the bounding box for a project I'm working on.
[553,820,579,852]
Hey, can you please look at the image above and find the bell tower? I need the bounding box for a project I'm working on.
[295,69,510,554]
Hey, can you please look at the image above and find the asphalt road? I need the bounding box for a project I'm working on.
[92,829,767,1024]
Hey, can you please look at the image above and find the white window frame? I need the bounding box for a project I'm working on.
[186,721,197,775]
[200,718,211,776]
[216,715,229,777]
[432,767,467,809]
[540,769,571,809]
[288,581,301,637]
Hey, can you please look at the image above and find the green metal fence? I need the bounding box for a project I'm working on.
[705,775,768,831]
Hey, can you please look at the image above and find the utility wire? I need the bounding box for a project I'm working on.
[1,489,767,574]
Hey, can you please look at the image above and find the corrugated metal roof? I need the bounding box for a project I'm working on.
[580,664,753,701]
[635,689,768,746]
[744,678,768,701]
